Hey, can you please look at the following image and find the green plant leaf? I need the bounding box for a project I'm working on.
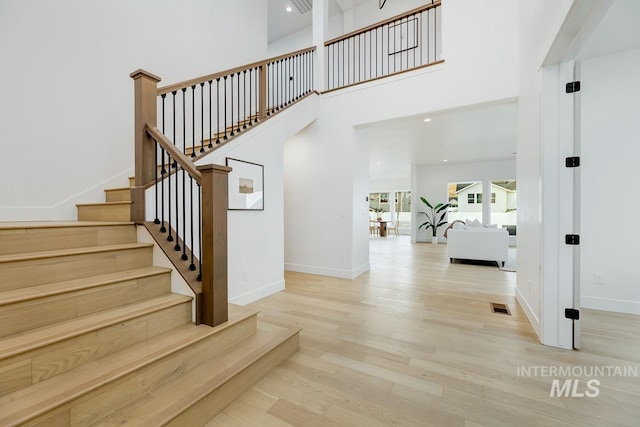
[420,197,433,209]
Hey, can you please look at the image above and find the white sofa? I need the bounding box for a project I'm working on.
[447,227,509,267]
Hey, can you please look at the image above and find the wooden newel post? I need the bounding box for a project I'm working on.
[130,69,161,222]
[197,163,232,327]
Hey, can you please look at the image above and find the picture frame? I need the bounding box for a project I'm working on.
[225,157,264,210]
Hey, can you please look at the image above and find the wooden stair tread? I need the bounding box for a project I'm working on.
[101,325,300,425]
[0,221,134,230]
[0,242,152,264]
[76,201,133,207]
[0,308,259,426]
[0,266,170,307]
[104,187,132,192]
[0,293,191,360]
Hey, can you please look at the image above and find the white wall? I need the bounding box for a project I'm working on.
[284,0,519,278]
[189,95,320,305]
[580,48,640,314]
[516,0,575,340]
[268,14,344,57]
[414,159,515,242]
[0,0,267,221]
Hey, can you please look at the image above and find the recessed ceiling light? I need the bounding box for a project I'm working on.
[423,118,431,122]
[443,159,448,162]
[286,6,292,12]
[376,161,381,165]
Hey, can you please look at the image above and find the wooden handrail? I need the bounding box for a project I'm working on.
[158,46,317,95]
[324,1,441,46]
[145,124,202,183]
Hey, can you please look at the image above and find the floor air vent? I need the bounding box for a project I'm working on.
[490,302,511,315]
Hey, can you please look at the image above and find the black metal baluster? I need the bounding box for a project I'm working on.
[247,69,251,127]
[236,71,241,132]
[223,76,228,140]
[168,91,176,243]
[345,39,348,86]
[191,85,196,157]
[277,60,281,110]
[230,74,235,136]
[254,66,259,122]
[267,63,272,115]
[197,183,202,281]
[180,156,186,260]
[208,81,212,148]
[287,57,291,104]
[182,88,187,156]
[242,70,246,128]
[200,83,205,153]
[160,94,166,232]
[216,78,221,143]
[189,174,195,270]
[435,6,437,60]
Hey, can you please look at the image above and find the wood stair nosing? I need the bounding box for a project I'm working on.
[0,293,192,361]
[0,308,260,427]
[0,266,171,308]
[93,326,300,427]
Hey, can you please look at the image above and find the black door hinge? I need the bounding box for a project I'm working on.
[565,308,580,320]
[565,234,580,245]
[566,81,581,93]
[565,156,580,167]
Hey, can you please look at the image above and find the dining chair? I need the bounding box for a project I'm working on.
[387,212,400,237]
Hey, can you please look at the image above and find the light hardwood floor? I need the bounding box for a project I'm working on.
[209,236,640,426]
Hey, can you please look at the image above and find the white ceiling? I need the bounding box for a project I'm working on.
[267,0,371,43]
[359,100,518,181]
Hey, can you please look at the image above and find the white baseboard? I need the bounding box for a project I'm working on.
[581,296,640,315]
[284,262,370,279]
[515,286,541,340]
[230,280,285,306]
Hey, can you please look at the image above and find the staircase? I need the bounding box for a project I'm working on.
[0,185,299,426]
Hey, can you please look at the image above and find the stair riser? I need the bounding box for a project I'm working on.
[77,204,131,222]
[0,273,171,339]
[167,334,299,427]
[0,247,153,291]
[0,225,136,256]
[27,315,257,427]
[105,189,132,203]
[0,300,191,398]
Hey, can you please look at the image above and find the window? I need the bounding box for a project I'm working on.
[490,180,516,234]
[395,191,411,231]
[448,181,482,223]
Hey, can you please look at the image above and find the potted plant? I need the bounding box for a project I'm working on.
[372,207,384,220]
[418,197,450,243]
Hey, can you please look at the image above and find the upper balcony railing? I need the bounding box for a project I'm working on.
[325,1,442,92]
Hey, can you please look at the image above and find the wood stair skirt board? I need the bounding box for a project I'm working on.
[76,201,132,222]
[0,221,300,426]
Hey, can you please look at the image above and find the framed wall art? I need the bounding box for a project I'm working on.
[225,157,264,210]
